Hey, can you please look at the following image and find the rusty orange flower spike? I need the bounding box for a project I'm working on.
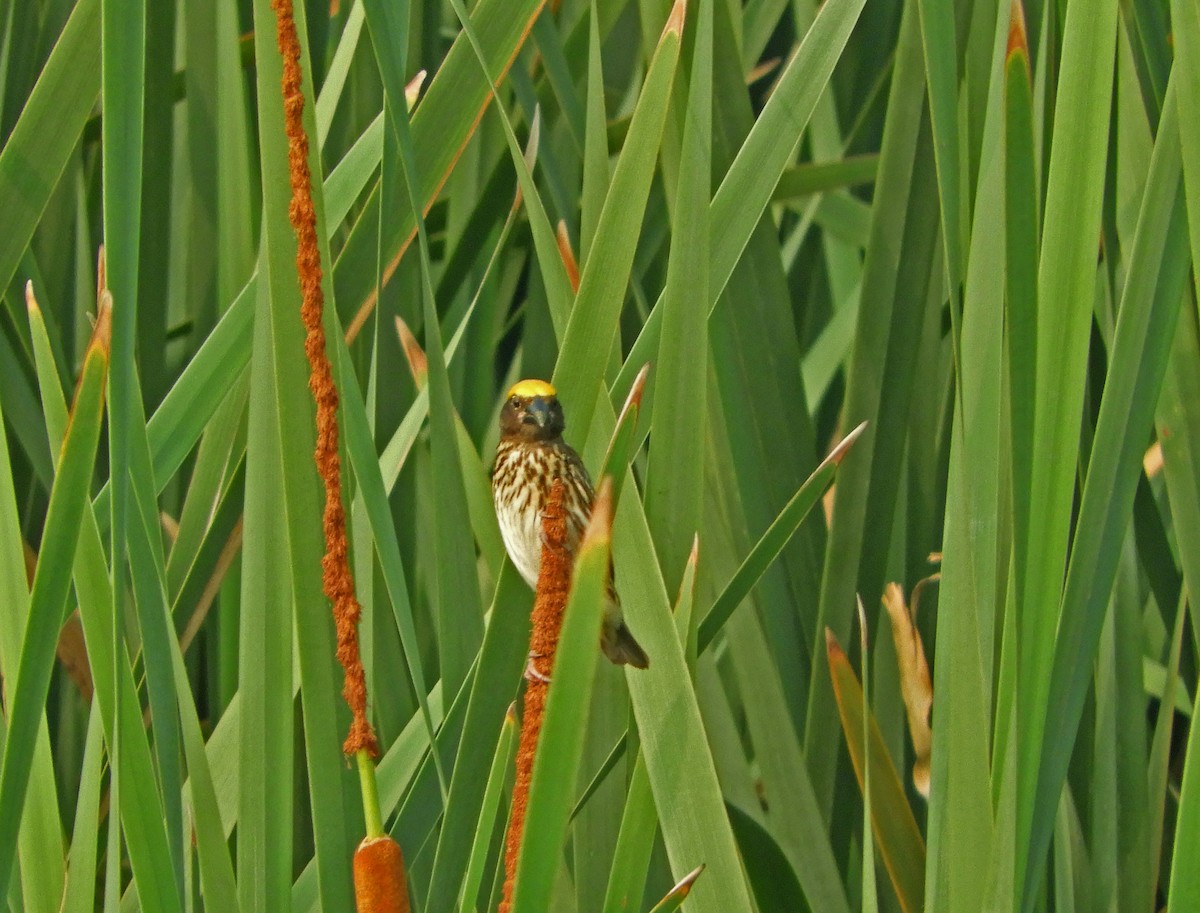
[354,836,410,913]
[499,478,572,913]
[270,0,377,758]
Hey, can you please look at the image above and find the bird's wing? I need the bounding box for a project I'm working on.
[559,445,595,555]
[558,445,622,605]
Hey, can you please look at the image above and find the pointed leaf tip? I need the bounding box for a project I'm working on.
[25,281,41,317]
[525,106,542,170]
[855,594,869,656]
[668,863,705,897]
[1007,0,1029,61]
[394,316,428,387]
[623,363,651,414]
[555,220,580,292]
[688,533,699,567]
[830,420,867,465]
[512,108,541,214]
[405,70,427,110]
[90,291,113,358]
[825,626,842,656]
[582,476,614,548]
[607,365,650,461]
[662,0,686,39]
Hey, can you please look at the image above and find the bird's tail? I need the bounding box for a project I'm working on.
[603,620,650,669]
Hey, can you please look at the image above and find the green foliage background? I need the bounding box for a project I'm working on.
[0,0,1198,910]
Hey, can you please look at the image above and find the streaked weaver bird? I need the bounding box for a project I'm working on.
[492,378,650,672]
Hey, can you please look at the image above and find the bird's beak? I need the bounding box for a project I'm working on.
[523,396,551,428]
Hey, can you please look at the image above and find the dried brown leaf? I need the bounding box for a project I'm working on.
[882,582,933,797]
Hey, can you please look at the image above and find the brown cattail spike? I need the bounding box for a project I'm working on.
[499,479,572,913]
[270,0,377,758]
[354,836,409,913]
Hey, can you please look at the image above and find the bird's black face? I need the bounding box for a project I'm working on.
[499,393,565,442]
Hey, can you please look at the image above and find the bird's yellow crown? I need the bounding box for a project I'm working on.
[507,378,557,398]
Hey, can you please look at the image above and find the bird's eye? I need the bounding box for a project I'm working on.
[509,396,521,408]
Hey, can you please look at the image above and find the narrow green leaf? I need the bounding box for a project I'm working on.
[1168,683,1200,911]
[314,1,366,142]
[859,599,878,913]
[458,706,517,913]
[599,752,657,913]
[727,607,849,913]
[645,0,710,595]
[926,3,1009,909]
[770,156,879,200]
[915,0,964,347]
[164,381,248,602]
[569,732,628,826]
[1166,587,1195,907]
[674,537,699,668]
[60,707,105,913]
[169,624,239,912]
[127,476,186,906]
[1158,312,1200,681]
[1016,0,1119,897]
[0,287,65,913]
[101,0,146,653]
[1004,3,1038,580]
[25,284,69,451]
[697,422,864,651]
[0,311,108,902]
[580,0,609,263]
[237,256,297,913]
[530,11,585,152]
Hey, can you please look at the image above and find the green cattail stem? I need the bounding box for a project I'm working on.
[357,749,385,839]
